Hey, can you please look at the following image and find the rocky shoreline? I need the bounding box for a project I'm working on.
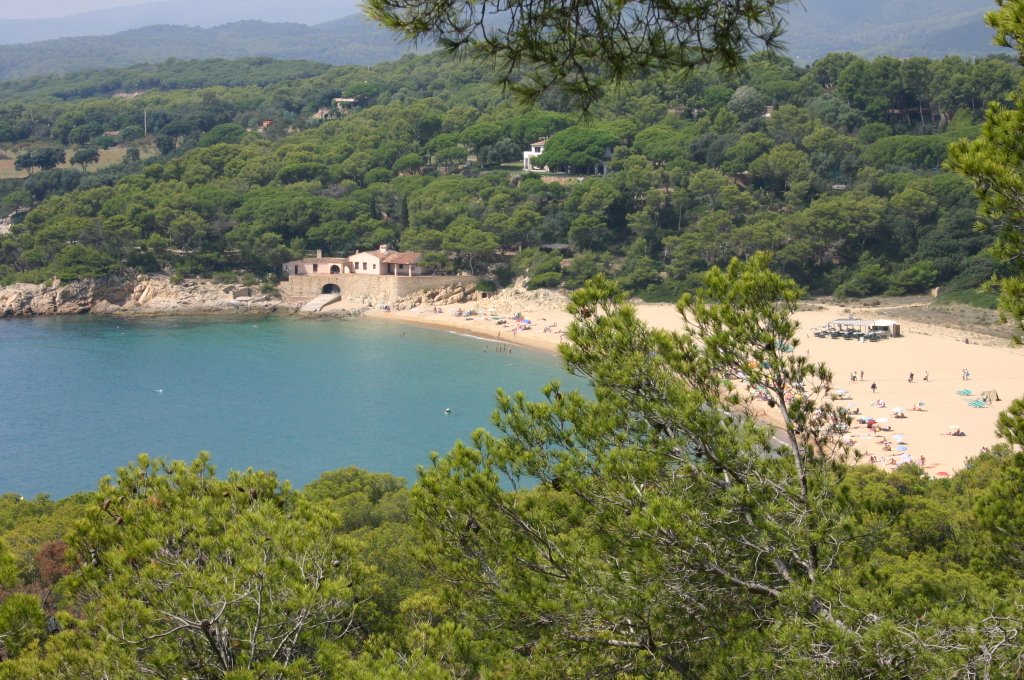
[0,275,486,319]
[0,275,298,318]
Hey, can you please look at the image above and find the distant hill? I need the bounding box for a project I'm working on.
[0,58,337,103]
[783,0,1003,62]
[0,16,423,81]
[0,0,1005,81]
[0,0,362,44]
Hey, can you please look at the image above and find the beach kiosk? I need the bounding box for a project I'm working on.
[871,319,901,338]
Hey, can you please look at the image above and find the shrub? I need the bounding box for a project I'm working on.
[474,279,498,293]
[526,271,562,289]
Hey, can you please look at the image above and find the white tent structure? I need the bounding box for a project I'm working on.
[826,318,871,331]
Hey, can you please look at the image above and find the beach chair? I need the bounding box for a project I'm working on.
[968,400,987,408]
[956,389,973,396]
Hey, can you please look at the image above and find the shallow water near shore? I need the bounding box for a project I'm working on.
[0,315,581,498]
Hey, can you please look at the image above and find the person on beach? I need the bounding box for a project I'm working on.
[924,371,929,382]
[908,372,914,383]
[871,382,877,393]
[860,370,864,380]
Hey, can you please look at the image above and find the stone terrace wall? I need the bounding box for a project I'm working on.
[279,274,477,303]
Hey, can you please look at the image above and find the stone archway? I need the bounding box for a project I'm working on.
[321,283,341,294]
[330,264,341,274]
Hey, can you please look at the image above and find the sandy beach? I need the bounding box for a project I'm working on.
[340,289,1023,477]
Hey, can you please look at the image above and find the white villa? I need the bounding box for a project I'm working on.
[283,245,424,278]
[523,139,549,171]
[332,97,359,112]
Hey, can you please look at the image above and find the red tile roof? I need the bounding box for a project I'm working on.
[383,251,421,265]
[353,250,387,259]
[350,249,421,264]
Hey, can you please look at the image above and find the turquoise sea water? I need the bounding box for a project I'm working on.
[0,316,581,498]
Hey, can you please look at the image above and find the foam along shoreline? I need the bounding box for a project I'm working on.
[358,295,1022,478]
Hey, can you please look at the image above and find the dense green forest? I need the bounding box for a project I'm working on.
[0,58,336,104]
[0,49,1016,300]
[0,50,1018,300]
[3,258,1024,677]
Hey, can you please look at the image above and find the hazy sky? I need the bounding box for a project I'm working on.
[0,0,155,20]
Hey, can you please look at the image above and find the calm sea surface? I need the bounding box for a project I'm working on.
[0,316,582,498]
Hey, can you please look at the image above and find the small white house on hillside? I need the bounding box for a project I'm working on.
[523,139,549,171]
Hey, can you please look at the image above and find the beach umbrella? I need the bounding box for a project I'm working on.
[893,434,905,441]
[875,417,889,424]
[896,445,909,451]
[936,471,950,478]
[916,401,926,408]
[891,407,903,414]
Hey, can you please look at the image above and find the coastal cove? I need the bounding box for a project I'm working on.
[0,315,582,499]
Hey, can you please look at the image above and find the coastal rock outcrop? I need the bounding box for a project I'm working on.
[0,275,297,317]
[393,283,477,310]
[388,279,570,315]
[0,275,136,317]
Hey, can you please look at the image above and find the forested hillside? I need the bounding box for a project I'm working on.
[0,0,1002,75]
[0,0,362,45]
[0,51,1018,301]
[784,0,999,62]
[0,16,417,81]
